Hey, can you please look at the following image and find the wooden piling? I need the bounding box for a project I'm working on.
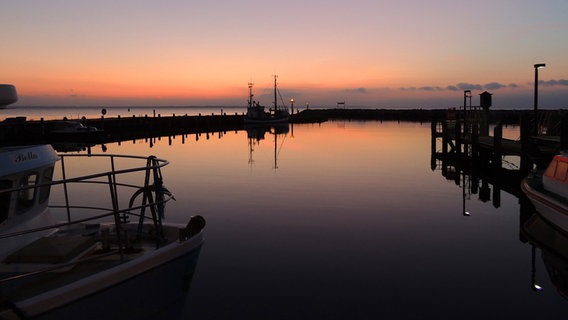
[520,112,533,172]
[493,124,502,169]
[442,121,448,155]
[471,124,479,161]
[455,120,461,156]
[562,113,568,151]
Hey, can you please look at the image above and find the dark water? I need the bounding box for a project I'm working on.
[49,120,566,319]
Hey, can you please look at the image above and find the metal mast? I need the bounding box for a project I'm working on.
[273,75,278,112]
[248,82,254,109]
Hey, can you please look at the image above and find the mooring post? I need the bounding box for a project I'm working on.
[520,112,533,173]
[492,183,501,208]
[431,122,437,171]
[455,120,462,156]
[472,124,479,160]
[561,113,568,151]
[463,121,469,156]
[493,124,502,170]
[442,121,448,155]
[431,122,436,151]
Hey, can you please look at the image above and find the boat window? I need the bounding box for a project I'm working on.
[557,160,568,182]
[38,166,54,204]
[0,180,13,224]
[16,173,38,215]
[544,160,557,178]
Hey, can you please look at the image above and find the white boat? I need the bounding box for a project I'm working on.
[0,145,60,256]
[48,120,104,142]
[49,120,99,134]
[0,84,17,108]
[244,76,290,124]
[521,153,568,231]
[0,87,205,319]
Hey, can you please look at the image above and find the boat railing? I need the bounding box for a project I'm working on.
[0,153,174,256]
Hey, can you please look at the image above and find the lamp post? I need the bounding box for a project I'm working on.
[290,98,295,115]
[463,90,471,135]
[533,63,546,135]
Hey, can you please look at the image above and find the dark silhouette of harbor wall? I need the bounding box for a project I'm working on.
[1,109,566,148]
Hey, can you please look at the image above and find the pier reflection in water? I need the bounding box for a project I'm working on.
[49,121,565,318]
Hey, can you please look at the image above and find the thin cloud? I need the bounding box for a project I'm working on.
[483,82,506,90]
[541,79,568,86]
[397,79,564,94]
[419,86,444,91]
[67,89,79,98]
[345,87,368,94]
[456,82,483,91]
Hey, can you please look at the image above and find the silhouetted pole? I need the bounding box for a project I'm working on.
[533,63,546,135]
[463,90,471,155]
[290,98,295,115]
[493,124,502,170]
[562,113,568,151]
[463,90,470,134]
[520,112,533,173]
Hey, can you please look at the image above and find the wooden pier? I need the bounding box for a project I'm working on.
[431,109,567,179]
[430,110,567,209]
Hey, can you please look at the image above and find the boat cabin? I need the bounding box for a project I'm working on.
[543,153,568,199]
[0,145,59,240]
[50,120,98,133]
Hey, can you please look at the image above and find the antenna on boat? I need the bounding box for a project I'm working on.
[248,82,254,109]
[274,75,278,112]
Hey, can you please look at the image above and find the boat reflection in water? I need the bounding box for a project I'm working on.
[522,212,568,299]
[430,131,568,301]
[245,123,289,169]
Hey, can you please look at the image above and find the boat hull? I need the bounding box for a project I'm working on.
[243,116,289,124]
[522,175,568,232]
[2,228,204,320]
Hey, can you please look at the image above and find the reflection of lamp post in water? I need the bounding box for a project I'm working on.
[462,171,470,216]
[531,245,543,292]
[533,63,546,135]
[290,98,295,139]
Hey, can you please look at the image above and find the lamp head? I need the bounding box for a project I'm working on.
[534,63,546,69]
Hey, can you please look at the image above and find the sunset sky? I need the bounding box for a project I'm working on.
[2,0,567,109]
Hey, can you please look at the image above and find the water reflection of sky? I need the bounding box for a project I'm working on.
[57,121,565,318]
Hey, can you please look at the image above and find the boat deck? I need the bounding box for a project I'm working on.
[0,222,186,303]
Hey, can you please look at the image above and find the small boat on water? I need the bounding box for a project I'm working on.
[0,87,205,319]
[244,75,290,124]
[521,153,568,231]
[47,120,104,142]
[49,120,99,134]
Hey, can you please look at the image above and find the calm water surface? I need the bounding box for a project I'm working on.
[52,120,566,319]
